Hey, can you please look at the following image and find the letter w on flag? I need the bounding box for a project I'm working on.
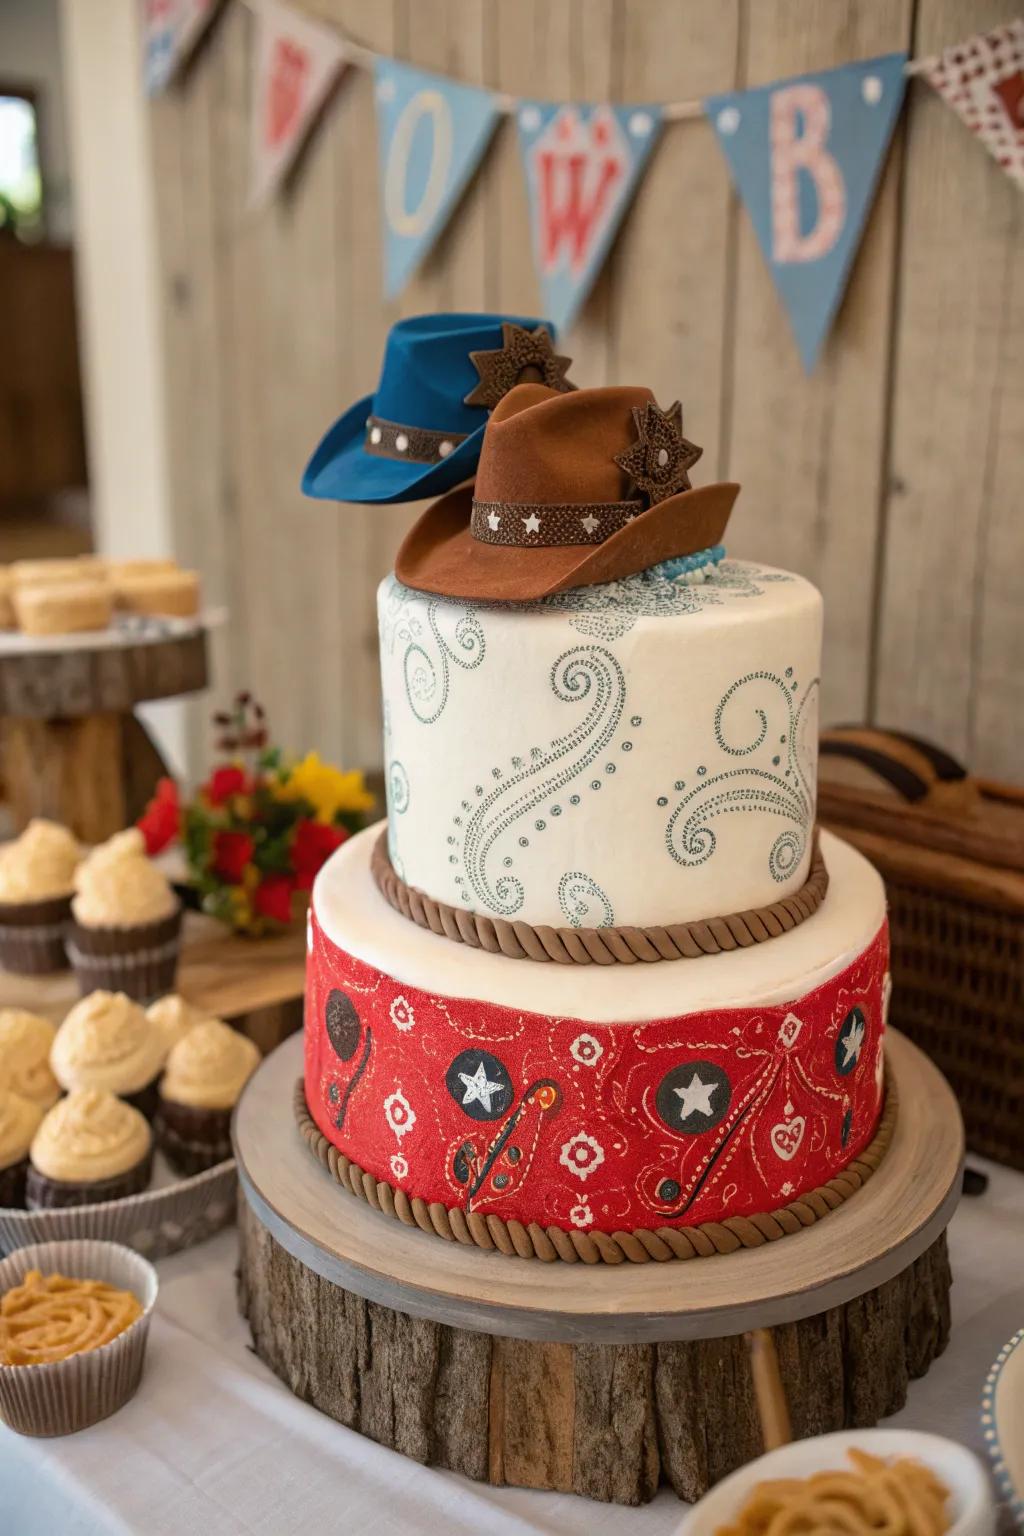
[517,103,662,334]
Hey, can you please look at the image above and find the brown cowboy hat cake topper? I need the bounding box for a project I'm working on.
[394,383,740,603]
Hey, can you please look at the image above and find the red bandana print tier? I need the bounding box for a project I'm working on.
[305,914,889,1235]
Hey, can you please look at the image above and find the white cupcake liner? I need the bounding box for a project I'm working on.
[0,1237,158,1436]
[0,1155,237,1260]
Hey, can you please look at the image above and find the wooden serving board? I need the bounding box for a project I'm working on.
[0,911,306,1054]
[235,1030,962,1504]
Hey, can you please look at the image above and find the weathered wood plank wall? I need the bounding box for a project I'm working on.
[149,0,1024,782]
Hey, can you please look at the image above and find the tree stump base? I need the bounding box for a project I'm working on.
[238,1201,951,1505]
[0,623,210,840]
[233,1031,961,1506]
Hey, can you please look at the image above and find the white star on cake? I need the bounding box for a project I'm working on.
[458,1060,505,1111]
[839,1016,865,1068]
[580,514,600,535]
[522,513,541,534]
[673,1071,718,1121]
[487,511,501,532]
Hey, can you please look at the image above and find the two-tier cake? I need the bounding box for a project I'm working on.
[300,323,890,1262]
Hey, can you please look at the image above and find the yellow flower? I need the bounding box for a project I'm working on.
[276,752,374,824]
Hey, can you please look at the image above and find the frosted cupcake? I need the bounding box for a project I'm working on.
[0,819,81,974]
[114,569,200,619]
[13,580,113,637]
[0,1080,43,1208]
[157,1020,259,1174]
[51,991,167,1121]
[26,1089,153,1209]
[0,1009,60,1110]
[146,994,209,1056]
[69,833,182,1001]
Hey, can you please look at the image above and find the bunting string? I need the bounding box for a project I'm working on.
[143,0,1024,372]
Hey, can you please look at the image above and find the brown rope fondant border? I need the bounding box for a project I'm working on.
[371,832,830,965]
[293,1072,896,1264]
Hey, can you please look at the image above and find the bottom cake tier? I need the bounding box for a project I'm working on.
[305,825,889,1242]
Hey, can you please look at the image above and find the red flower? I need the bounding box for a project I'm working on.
[292,818,349,891]
[205,764,249,807]
[212,829,254,884]
[254,873,294,924]
[137,777,181,855]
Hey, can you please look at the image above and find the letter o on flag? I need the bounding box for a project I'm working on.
[384,89,453,238]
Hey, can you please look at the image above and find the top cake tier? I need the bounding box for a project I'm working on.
[378,558,822,933]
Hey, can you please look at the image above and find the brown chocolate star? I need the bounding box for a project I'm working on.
[614,400,703,505]
[464,323,576,410]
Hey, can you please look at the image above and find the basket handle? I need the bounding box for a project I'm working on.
[819,727,979,811]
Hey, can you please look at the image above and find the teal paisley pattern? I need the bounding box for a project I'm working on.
[665,671,819,882]
[450,646,626,917]
[529,559,794,641]
[558,871,614,928]
[380,583,485,725]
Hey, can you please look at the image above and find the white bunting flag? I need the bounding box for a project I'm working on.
[248,0,347,209]
[923,20,1024,193]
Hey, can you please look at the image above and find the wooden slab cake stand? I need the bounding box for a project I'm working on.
[234,1027,962,1506]
[0,617,213,842]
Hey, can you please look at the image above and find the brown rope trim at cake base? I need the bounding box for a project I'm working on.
[371,832,829,964]
[293,1072,896,1265]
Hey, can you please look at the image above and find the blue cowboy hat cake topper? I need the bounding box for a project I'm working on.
[302,312,574,505]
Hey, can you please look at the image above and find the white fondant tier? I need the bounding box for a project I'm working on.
[378,560,823,931]
[313,824,885,1024]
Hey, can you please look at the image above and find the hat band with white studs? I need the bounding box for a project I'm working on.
[364,415,467,465]
[470,499,641,547]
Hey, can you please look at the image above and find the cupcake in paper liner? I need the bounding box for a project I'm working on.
[0,1237,157,1436]
[51,990,167,1120]
[0,820,82,975]
[157,1019,259,1175]
[27,1089,153,1210]
[0,1009,61,1111]
[68,831,182,1002]
[0,1076,43,1209]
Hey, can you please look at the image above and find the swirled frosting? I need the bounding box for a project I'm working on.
[74,829,146,890]
[0,1009,60,1109]
[146,994,209,1054]
[0,1086,43,1171]
[51,991,165,1095]
[29,1088,151,1183]
[72,850,177,927]
[161,1019,260,1110]
[0,819,81,902]
[0,1268,142,1366]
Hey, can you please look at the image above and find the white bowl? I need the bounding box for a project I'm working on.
[680,1429,995,1536]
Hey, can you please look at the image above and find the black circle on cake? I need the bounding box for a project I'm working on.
[445,1049,513,1121]
[325,989,361,1061]
[655,1060,731,1134]
[835,1007,867,1077]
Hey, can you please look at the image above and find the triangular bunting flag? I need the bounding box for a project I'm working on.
[516,102,662,335]
[248,0,347,209]
[374,60,500,299]
[143,0,220,96]
[706,53,907,372]
[922,20,1024,193]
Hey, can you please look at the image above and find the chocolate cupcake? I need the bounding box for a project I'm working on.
[0,820,81,975]
[51,991,166,1122]
[0,1009,60,1111]
[68,833,182,1002]
[27,1090,153,1209]
[157,1020,260,1175]
[0,1079,43,1208]
[145,994,210,1058]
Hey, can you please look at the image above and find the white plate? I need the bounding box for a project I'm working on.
[0,1153,237,1260]
[983,1328,1024,1530]
[680,1428,995,1536]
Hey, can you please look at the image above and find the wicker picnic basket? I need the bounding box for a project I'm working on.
[818,726,1024,1171]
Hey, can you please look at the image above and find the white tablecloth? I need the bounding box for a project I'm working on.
[2,1159,1023,1536]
